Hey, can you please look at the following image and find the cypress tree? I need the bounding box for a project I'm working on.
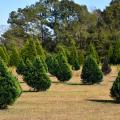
[9,46,20,67]
[86,43,99,64]
[23,56,51,91]
[81,55,103,84]
[56,53,72,82]
[46,54,59,76]
[21,38,37,62]
[102,56,111,75]
[112,39,120,64]
[35,39,46,59]
[69,46,80,70]
[78,51,84,65]
[0,59,22,109]
[108,45,113,64]
[0,47,8,64]
[110,71,120,102]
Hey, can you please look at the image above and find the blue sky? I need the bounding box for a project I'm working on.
[0,0,111,25]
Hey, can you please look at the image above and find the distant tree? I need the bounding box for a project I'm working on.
[110,71,120,103]
[112,39,120,64]
[86,43,99,64]
[46,54,59,76]
[35,39,46,60]
[78,51,84,65]
[0,58,22,109]
[102,56,111,75]
[21,38,37,62]
[108,45,113,64]
[68,46,80,70]
[56,53,72,82]
[9,46,20,67]
[0,47,8,64]
[81,55,103,84]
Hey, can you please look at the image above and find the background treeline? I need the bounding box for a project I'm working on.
[0,0,120,64]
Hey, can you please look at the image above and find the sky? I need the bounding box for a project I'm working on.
[0,0,111,25]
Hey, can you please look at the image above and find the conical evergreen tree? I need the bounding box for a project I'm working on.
[56,53,72,82]
[46,54,59,76]
[112,39,120,64]
[78,51,84,65]
[23,56,51,91]
[35,39,46,60]
[9,46,20,67]
[108,45,113,64]
[0,59,22,109]
[81,55,103,84]
[86,43,99,64]
[69,46,80,70]
[21,38,37,62]
[16,58,26,75]
[0,47,8,64]
[2,45,10,64]
[110,71,120,102]
[46,55,59,76]
[102,56,111,75]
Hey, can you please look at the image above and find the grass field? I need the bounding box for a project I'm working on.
[0,66,120,120]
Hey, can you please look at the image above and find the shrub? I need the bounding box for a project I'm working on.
[81,55,103,84]
[102,56,111,75]
[21,38,37,62]
[0,59,22,109]
[110,71,120,102]
[56,53,72,82]
[23,56,51,91]
[9,46,20,67]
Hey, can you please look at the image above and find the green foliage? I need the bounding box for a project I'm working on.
[108,45,113,64]
[68,46,80,70]
[0,47,8,64]
[112,39,120,64]
[0,59,22,109]
[56,53,72,82]
[35,39,46,59]
[78,51,84,65]
[46,54,59,76]
[86,43,99,64]
[9,46,20,67]
[110,71,120,102]
[21,38,37,62]
[23,56,51,91]
[16,58,26,75]
[81,55,103,84]
[102,56,111,75]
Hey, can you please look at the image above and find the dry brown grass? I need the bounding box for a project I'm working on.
[0,66,120,120]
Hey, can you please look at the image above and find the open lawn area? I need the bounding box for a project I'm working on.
[0,66,120,120]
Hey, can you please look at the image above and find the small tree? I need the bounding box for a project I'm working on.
[56,53,72,82]
[0,59,22,109]
[81,55,103,84]
[9,46,20,67]
[110,71,120,102]
[78,51,84,65]
[23,56,51,91]
[21,38,37,62]
[0,47,8,64]
[69,46,80,70]
[108,45,113,64]
[35,39,46,59]
[16,58,26,75]
[86,43,99,64]
[102,56,111,75]
[46,54,59,76]
[112,39,120,64]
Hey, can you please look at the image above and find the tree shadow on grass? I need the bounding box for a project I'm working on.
[86,99,117,104]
